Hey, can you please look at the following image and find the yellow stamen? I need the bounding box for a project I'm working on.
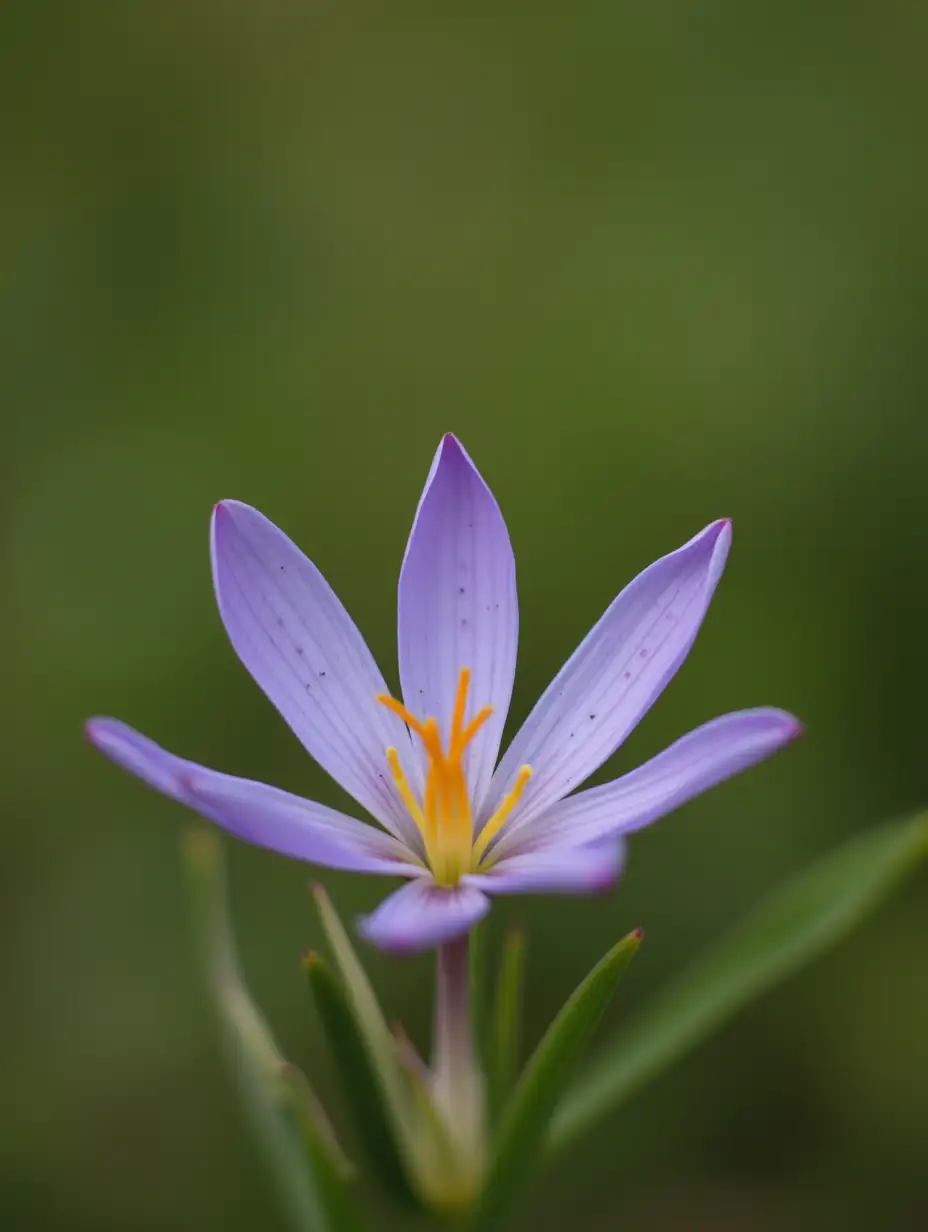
[456,706,494,755]
[385,747,427,833]
[450,666,471,752]
[420,716,446,766]
[471,766,533,866]
[377,693,427,737]
[377,668,532,885]
[423,769,440,859]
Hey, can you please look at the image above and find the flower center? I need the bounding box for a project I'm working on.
[377,668,532,886]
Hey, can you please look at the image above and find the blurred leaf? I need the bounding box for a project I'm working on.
[550,811,928,1153]
[304,952,418,1209]
[393,1024,463,1210]
[309,885,427,1200]
[471,928,642,1231]
[487,926,526,1123]
[278,1065,366,1232]
[183,830,359,1232]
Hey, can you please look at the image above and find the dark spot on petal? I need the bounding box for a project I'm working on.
[461,617,468,627]
[277,616,285,627]
[589,713,596,720]
[279,565,286,572]
[623,670,631,679]
[296,646,304,656]
[639,648,648,658]
[319,671,326,677]
[459,586,466,594]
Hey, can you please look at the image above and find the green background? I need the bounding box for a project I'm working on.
[3,3,927,1229]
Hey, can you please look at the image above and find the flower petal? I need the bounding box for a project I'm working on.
[85,717,422,875]
[464,840,625,896]
[398,434,518,812]
[482,519,732,835]
[497,708,803,856]
[358,878,490,954]
[211,500,420,843]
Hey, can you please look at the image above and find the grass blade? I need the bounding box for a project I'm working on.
[550,812,928,1152]
[183,830,346,1232]
[471,928,642,1231]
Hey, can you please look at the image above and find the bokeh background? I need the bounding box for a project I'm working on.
[3,3,927,1229]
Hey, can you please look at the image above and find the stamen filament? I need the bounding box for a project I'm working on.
[421,717,446,767]
[450,667,471,751]
[472,766,533,866]
[455,706,493,757]
[377,693,427,737]
[424,770,439,850]
[385,747,427,834]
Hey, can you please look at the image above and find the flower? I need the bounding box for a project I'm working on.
[86,434,801,953]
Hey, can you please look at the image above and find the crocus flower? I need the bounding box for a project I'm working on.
[87,434,800,953]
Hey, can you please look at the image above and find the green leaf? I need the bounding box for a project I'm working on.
[471,928,642,1231]
[183,829,359,1232]
[304,951,418,1209]
[277,1065,366,1232]
[309,885,432,1202]
[487,926,526,1123]
[550,811,928,1153]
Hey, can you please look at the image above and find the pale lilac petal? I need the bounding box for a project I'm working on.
[211,501,420,844]
[496,708,803,857]
[85,718,422,876]
[464,840,625,896]
[358,878,490,954]
[481,519,732,836]
[398,434,518,813]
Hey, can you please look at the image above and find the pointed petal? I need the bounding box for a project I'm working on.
[498,708,803,856]
[210,500,419,842]
[358,878,490,954]
[398,434,518,812]
[464,841,625,896]
[482,519,732,835]
[86,718,422,875]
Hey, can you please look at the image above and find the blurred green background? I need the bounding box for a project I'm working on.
[3,2,927,1229]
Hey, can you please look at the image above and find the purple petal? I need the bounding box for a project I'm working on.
[398,434,518,813]
[358,878,490,954]
[481,519,732,836]
[497,708,803,857]
[85,717,422,875]
[211,501,420,844]
[464,840,625,896]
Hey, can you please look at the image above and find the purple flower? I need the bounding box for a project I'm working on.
[86,434,801,953]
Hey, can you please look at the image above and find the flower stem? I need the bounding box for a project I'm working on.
[432,934,485,1184]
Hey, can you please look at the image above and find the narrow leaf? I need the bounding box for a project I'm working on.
[487,927,526,1122]
[471,928,642,1231]
[278,1065,366,1232]
[550,811,928,1152]
[309,885,428,1201]
[183,829,344,1232]
[304,952,418,1209]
